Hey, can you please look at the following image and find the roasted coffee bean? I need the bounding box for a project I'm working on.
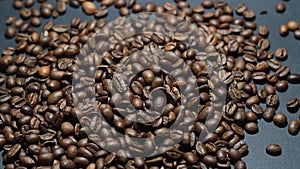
[259,24,269,37]
[273,113,288,127]
[275,80,288,92]
[288,120,300,136]
[5,26,17,39]
[286,98,300,113]
[235,160,247,169]
[287,74,300,84]
[245,122,259,134]
[287,20,299,31]
[294,29,300,39]
[275,48,288,60]
[203,155,217,167]
[276,2,286,13]
[279,24,289,36]
[266,144,282,156]
[263,107,276,122]
[38,66,51,78]
[82,1,97,15]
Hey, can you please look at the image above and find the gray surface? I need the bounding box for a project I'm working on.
[0,0,300,169]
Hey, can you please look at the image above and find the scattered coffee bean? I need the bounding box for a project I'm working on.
[275,48,288,60]
[82,1,97,15]
[266,144,282,156]
[286,98,300,113]
[279,24,289,36]
[276,2,286,13]
[287,20,299,31]
[288,120,300,136]
[273,113,288,128]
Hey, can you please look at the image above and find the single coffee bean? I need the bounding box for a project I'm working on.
[120,7,130,16]
[263,107,276,122]
[258,24,269,37]
[286,98,300,113]
[276,2,286,13]
[5,26,17,39]
[275,48,288,60]
[38,66,51,78]
[234,160,247,169]
[244,122,259,134]
[202,155,217,167]
[132,3,143,13]
[82,1,97,15]
[287,20,299,31]
[287,119,300,136]
[275,80,288,92]
[266,144,282,156]
[287,74,300,84]
[294,29,300,39]
[273,113,288,127]
[279,24,289,36]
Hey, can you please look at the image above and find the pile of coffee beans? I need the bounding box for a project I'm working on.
[1,0,300,169]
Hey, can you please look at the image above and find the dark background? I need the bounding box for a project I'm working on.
[0,0,300,168]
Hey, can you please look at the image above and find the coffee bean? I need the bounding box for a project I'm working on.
[132,3,143,13]
[287,20,299,31]
[266,144,282,156]
[38,66,51,78]
[5,26,17,39]
[243,10,256,20]
[275,48,288,60]
[82,1,97,15]
[294,29,300,39]
[203,155,217,167]
[275,80,288,92]
[288,120,300,136]
[276,2,286,13]
[273,113,288,127]
[235,160,247,169]
[120,7,130,16]
[279,24,289,36]
[286,98,300,113]
[287,74,300,84]
[263,107,276,122]
[259,24,269,37]
[245,122,259,134]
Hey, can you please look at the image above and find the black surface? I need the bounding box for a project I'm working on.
[0,0,300,169]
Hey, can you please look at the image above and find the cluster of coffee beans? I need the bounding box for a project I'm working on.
[1,0,300,169]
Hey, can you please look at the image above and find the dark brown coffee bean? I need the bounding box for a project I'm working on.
[266,144,282,156]
[235,160,247,169]
[287,74,300,84]
[288,120,300,136]
[5,26,17,39]
[275,80,288,92]
[245,122,259,134]
[263,107,276,122]
[203,155,217,167]
[7,143,21,158]
[286,98,300,113]
[276,2,286,13]
[266,94,279,107]
[273,113,288,127]
[287,20,299,31]
[228,148,241,162]
[82,1,97,15]
[275,48,288,60]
